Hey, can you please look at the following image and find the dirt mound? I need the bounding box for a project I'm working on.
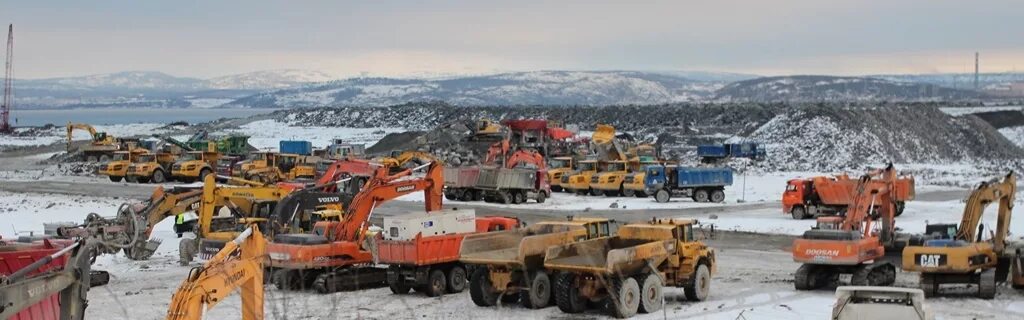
[749,105,1024,171]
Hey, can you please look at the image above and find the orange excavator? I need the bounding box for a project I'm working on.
[268,161,444,293]
[277,157,375,193]
[792,164,902,290]
[484,139,546,169]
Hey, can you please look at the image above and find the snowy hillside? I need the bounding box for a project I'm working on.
[875,72,1024,90]
[715,75,982,102]
[203,69,337,90]
[22,71,203,90]
[223,71,722,108]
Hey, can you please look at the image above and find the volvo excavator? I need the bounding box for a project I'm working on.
[268,161,444,293]
[902,172,1023,298]
[792,165,903,290]
[166,223,266,320]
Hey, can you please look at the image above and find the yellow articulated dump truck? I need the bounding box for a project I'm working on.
[564,159,601,195]
[547,156,575,193]
[544,218,716,318]
[127,152,179,183]
[591,160,631,197]
[172,151,220,183]
[98,149,149,182]
[460,217,615,309]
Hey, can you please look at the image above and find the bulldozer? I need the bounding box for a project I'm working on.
[902,172,1023,298]
[460,216,616,309]
[544,218,716,318]
[166,223,266,320]
[98,149,150,182]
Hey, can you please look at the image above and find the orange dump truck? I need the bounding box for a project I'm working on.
[783,171,914,220]
[376,209,519,297]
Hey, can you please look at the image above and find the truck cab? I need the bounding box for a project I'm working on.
[172,151,219,182]
[622,161,660,198]
[99,149,147,182]
[565,160,601,195]
[592,161,630,197]
[546,157,575,192]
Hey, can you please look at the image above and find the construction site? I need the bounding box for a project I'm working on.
[3,2,1024,319]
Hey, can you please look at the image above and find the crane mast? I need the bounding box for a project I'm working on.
[1,24,12,134]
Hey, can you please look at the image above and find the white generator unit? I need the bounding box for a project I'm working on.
[382,208,477,241]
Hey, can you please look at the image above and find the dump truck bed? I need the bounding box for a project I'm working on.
[0,238,74,320]
[545,236,675,275]
[476,167,536,190]
[377,233,467,266]
[461,227,584,268]
[444,167,481,188]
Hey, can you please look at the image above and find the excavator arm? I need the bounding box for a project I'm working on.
[334,162,443,243]
[505,149,546,169]
[166,225,265,320]
[65,122,99,150]
[955,172,1017,252]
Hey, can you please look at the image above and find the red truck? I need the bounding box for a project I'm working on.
[783,167,915,220]
[376,209,519,296]
[0,237,73,320]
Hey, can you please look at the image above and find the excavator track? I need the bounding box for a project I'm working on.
[850,262,896,287]
[311,267,388,294]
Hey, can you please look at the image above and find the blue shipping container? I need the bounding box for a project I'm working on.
[280,140,313,155]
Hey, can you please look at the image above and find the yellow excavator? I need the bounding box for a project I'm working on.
[165,222,266,320]
[902,172,1023,298]
[65,122,135,162]
[377,150,441,173]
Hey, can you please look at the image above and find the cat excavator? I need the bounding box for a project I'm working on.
[792,165,902,290]
[902,172,1023,298]
[268,161,444,293]
[166,223,266,320]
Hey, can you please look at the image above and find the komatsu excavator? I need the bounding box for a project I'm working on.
[268,161,444,293]
[792,165,902,290]
[902,172,1023,298]
[166,223,266,320]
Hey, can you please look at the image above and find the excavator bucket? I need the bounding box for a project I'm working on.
[592,124,615,145]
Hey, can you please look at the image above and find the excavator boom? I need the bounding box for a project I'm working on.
[334,162,443,243]
[955,173,1017,252]
[166,225,265,320]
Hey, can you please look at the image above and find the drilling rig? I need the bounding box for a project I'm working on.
[0,24,13,134]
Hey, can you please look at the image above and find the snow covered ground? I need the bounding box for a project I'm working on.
[222,119,405,150]
[1000,126,1024,148]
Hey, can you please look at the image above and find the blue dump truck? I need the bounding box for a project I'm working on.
[697,143,766,163]
[644,165,733,203]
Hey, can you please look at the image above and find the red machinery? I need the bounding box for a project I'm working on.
[376,214,519,296]
[278,157,375,193]
[268,162,444,293]
[792,165,905,290]
[784,168,914,220]
[0,238,72,320]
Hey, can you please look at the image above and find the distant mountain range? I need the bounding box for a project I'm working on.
[713,75,983,102]
[9,70,1021,109]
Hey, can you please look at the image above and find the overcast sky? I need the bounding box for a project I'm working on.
[5,0,1023,79]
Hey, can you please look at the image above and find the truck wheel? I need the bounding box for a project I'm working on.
[895,201,906,217]
[638,273,664,314]
[554,272,586,313]
[99,155,110,162]
[535,191,547,204]
[426,269,447,297]
[520,270,551,309]
[588,188,601,196]
[654,189,670,203]
[551,186,563,192]
[389,279,411,294]
[604,190,618,197]
[469,267,498,306]
[445,190,457,200]
[125,175,138,183]
[622,189,635,197]
[448,266,468,293]
[608,277,640,318]
[108,176,122,182]
[693,189,710,203]
[199,168,212,182]
[458,190,472,202]
[513,191,526,204]
[472,190,483,201]
[791,206,808,220]
[685,264,711,301]
[151,170,166,183]
[499,191,512,204]
[710,189,725,203]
